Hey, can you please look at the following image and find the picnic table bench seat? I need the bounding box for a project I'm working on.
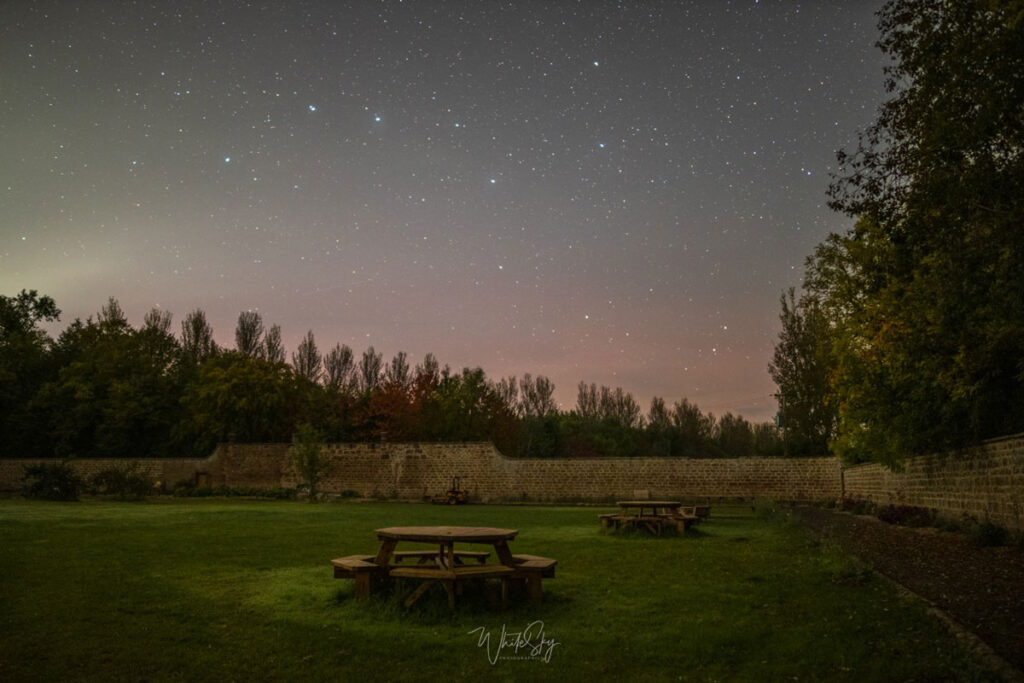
[331,555,384,598]
[391,549,490,564]
[508,554,557,602]
[390,564,516,609]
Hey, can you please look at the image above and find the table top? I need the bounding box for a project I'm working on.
[617,501,682,508]
[375,526,519,543]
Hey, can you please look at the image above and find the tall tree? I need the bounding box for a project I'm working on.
[180,309,218,365]
[263,324,285,363]
[358,346,383,393]
[324,343,355,390]
[769,288,837,456]
[384,350,411,388]
[234,311,264,357]
[292,330,323,383]
[822,0,1024,464]
[0,290,61,457]
[576,381,599,420]
[519,374,557,417]
[143,308,172,335]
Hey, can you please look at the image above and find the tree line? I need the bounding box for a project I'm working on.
[0,291,786,460]
[770,0,1024,466]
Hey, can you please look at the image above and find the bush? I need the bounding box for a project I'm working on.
[971,521,1008,547]
[170,482,296,500]
[876,505,936,527]
[90,463,152,500]
[22,462,84,501]
[841,497,877,516]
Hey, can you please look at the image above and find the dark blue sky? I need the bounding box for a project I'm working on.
[0,1,887,421]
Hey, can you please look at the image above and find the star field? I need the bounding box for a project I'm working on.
[0,1,887,421]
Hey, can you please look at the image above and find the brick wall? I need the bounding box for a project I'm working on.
[843,433,1024,530]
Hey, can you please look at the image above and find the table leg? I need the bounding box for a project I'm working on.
[374,539,397,567]
[493,540,515,566]
[403,580,434,608]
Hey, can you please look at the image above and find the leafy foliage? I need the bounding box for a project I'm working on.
[90,462,152,500]
[777,0,1024,465]
[2,292,783,461]
[290,422,327,500]
[21,462,83,501]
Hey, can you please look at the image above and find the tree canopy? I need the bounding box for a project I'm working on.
[1,293,784,461]
[774,0,1024,466]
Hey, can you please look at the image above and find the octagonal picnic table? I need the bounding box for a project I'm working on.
[600,501,698,535]
[332,526,558,608]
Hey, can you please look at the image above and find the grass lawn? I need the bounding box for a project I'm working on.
[0,498,998,682]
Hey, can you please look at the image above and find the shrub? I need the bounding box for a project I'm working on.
[971,521,1008,547]
[22,462,84,501]
[170,482,296,499]
[841,497,877,516]
[876,505,936,527]
[291,423,327,502]
[90,463,152,500]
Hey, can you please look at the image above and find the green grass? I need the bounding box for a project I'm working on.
[0,499,998,682]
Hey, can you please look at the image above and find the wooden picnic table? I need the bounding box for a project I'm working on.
[600,501,698,535]
[332,526,557,609]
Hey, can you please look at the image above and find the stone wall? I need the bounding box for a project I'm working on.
[843,433,1024,530]
[0,442,841,502]
[5,437,1021,529]
[0,456,208,491]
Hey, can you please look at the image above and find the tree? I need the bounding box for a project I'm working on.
[0,290,60,343]
[768,288,837,456]
[324,343,355,390]
[519,374,557,417]
[714,413,755,458]
[292,330,323,383]
[180,309,218,365]
[0,290,61,457]
[234,311,264,357]
[671,398,715,457]
[35,301,184,459]
[179,352,298,451]
[291,422,327,501]
[819,0,1024,464]
[358,346,383,393]
[263,324,285,363]
[143,308,172,335]
[576,382,599,420]
[494,376,519,413]
[384,351,411,388]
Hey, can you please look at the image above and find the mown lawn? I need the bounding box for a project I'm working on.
[0,498,998,682]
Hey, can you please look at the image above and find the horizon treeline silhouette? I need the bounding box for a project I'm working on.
[0,291,788,461]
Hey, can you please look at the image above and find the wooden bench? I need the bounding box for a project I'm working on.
[389,564,516,609]
[391,550,490,565]
[331,555,382,599]
[670,514,700,532]
[604,513,697,535]
[681,505,711,520]
[510,554,557,602]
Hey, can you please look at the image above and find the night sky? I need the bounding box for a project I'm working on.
[1,1,887,422]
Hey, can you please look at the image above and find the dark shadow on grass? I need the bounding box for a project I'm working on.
[331,580,569,625]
